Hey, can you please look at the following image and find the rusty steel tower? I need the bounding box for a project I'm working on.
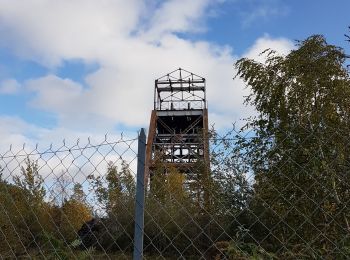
[145,68,209,185]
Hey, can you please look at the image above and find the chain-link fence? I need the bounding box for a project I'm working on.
[0,134,139,259]
[0,126,349,259]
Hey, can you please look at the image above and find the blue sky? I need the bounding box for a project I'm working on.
[205,0,350,54]
[0,0,349,149]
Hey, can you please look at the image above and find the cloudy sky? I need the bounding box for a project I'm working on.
[0,0,349,150]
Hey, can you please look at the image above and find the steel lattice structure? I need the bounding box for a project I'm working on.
[145,68,209,184]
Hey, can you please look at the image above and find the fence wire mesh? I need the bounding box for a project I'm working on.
[0,135,138,259]
[0,126,349,259]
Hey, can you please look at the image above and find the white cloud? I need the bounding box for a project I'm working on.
[0,79,21,94]
[0,1,296,194]
[0,0,293,138]
[0,0,144,67]
[0,116,47,153]
[143,0,211,38]
[0,115,137,154]
[0,115,138,192]
[242,35,294,63]
[26,75,83,112]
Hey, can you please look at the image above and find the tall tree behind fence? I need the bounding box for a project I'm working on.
[1,35,350,259]
[0,125,349,259]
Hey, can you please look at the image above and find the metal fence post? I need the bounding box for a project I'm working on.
[133,128,146,260]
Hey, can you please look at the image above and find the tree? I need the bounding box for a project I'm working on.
[0,177,30,256]
[235,35,350,257]
[71,183,86,203]
[89,161,135,215]
[4,158,54,255]
[49,180,92,244]
[13,158,46,206]
[145,160,197,256]
[0,165,4,183]
[87,161,136,251]
[58,192,91,243]
[50,171,71,207]
[208,128,253,241]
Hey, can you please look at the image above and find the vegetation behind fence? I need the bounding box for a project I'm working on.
[1,35,350,259]
[0,126,350,259]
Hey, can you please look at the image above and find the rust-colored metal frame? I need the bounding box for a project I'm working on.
[145,68,209,188]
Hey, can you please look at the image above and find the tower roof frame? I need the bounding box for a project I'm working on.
[154,68,206,111]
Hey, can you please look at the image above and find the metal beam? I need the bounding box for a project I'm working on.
[156,86,205,92]
[133,128,146,260]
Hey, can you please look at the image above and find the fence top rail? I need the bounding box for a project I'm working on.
[0,136,138,159]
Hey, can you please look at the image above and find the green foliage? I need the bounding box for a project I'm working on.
[0,158,53,256]
[50,199,92,243]
[2,34,350,259]
[33,232,96,259]
[143,147,252,258]
[48,176,92,243]
[71,183,86,203]
[235,35,350,257]
[13,157,46,205]
[0,181,29,257]
[38,232,75,259]
[88,160,135,214]
[86,161,136,252]
[0,165,4,183]
[218,241,277,259]
[0,158,93,258]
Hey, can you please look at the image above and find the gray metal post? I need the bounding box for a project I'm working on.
[133,128,146,260]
